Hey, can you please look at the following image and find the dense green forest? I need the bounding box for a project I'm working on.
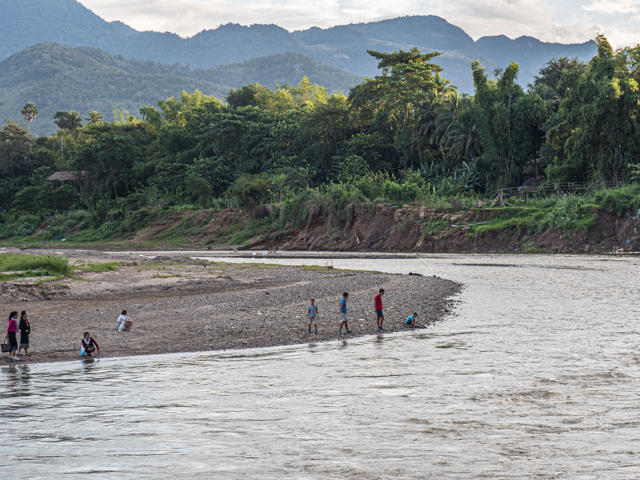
[2,37,640,242]
[0,43,362,136]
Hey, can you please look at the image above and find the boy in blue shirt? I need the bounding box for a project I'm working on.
[406,312,418,326]
[338,292,351,334]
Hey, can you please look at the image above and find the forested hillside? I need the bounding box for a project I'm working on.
[0,0,597,92]
[2,37,640,251]
[0,0,136,59]
[0,44,362,136]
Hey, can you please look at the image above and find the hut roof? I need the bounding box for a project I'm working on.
[46,171,85,182]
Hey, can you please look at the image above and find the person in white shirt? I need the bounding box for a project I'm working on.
[117,310,133,331]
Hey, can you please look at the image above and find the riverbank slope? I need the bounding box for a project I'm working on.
[11,202,640,255]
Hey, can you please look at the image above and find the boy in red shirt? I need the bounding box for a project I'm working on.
[374,289,385,331]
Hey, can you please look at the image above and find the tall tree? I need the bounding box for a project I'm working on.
[0,123,34,178]
[349,47,445,171]
[546,36,640,182]
[21,102,38,134]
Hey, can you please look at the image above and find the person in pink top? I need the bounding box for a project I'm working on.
[5,311,20,360]
[374,289,385,331]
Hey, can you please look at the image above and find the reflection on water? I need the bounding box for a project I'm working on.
[2,254,640,479]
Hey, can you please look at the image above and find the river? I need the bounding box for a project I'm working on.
[2,253,639,479]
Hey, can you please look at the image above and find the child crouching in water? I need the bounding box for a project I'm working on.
[406,312,418,326]
[80,332,100,357]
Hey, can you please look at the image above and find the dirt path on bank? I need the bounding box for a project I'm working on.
[0,249,460,364]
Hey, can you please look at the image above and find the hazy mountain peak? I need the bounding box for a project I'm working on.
[0,0,597,94]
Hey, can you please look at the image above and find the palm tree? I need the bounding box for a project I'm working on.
[53,110,83,131]
[67,110,83,131]
[450,120,481,162]
[21,102,38,134]
[412,78,459,170]
[431,72,453,98]
[435,91,464,143]
[87,110,103,125]
[53,110,71,130]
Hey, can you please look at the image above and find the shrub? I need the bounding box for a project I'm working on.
[280,189,324,227]
[380,180,422,203]
[226,174,271,208]
[13,186,40,213]
[186,174,213,206]
[595,184,640,217]
[15,220,37,237]
[322,183,366,228]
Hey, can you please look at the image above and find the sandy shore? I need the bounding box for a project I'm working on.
[0,249,460,364]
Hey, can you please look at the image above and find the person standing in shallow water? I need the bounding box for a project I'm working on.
[5,311,19,360]
[374,289,385,331]
[17,311,30,356]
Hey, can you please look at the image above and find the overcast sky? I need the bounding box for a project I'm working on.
[77,0,640,48]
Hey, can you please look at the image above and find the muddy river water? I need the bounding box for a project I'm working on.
[2,253,640,479]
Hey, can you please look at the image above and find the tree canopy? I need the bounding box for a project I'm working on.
[2,38,639,220]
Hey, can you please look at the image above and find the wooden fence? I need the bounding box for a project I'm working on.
[492,181,626,207]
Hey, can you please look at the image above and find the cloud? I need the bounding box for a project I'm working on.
[580,0,640,47]
[80,0,424,36]
[583,0,639,14]
[77,0,638,47]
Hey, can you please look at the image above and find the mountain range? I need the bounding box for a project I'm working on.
[0,0,599,135]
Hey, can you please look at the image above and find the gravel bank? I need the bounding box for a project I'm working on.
[0,250,461,364]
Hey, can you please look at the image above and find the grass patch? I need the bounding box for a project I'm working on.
[0,254,72,281]
[153,211,216,244]
[235,263,280,269]
[472,197,598,236]
[423,219,452,237]
[300,265,380,273]
[80,262,119,273]
[227,219,275,246]
[34,276,64,285]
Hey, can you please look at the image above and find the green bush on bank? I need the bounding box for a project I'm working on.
[473,195,599,235]
[0,253,72,281]
[594,184,640,217]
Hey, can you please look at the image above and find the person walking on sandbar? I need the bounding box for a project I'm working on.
[338,292,351,334]
[375,289,385,331]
